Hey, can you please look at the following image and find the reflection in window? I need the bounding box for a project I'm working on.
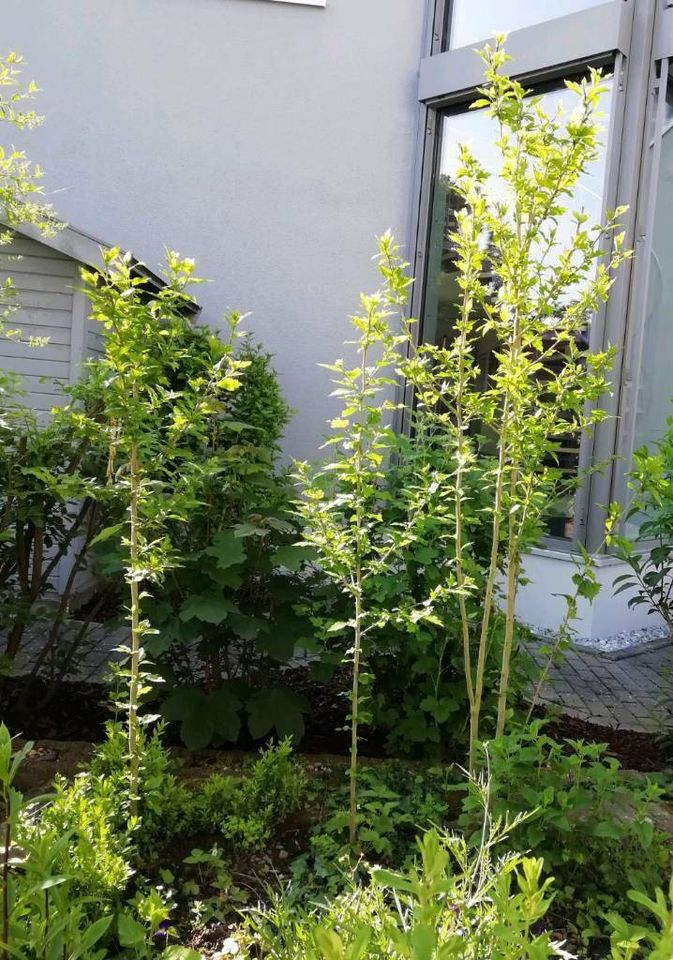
[444,0,608,51]
[632,65,673,455]
[423,82,611,538]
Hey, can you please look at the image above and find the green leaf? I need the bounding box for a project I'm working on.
[90,521,126,546]
[161,686,214,749]
[210,685,242,742]
[204,530,246,569]
[234,521,268,538]
[179,594,238,624]
[272,544,316,572]
[164,948,204,960]
[117,912,146,948]
[246,687,310,742]
[180,713,215,751]
[70,915,113,958]
[314,928,345,960]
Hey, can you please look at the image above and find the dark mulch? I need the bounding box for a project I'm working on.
[0,665,391,756]
[2,669,669,772]
[541,710,669,772]
[0,677,112,741]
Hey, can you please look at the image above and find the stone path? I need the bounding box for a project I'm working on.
[528,639,673,733]
[5,620,126,683]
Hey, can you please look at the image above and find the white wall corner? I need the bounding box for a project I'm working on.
[516,549,667,643]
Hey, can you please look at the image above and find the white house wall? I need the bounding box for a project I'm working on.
[4,0,428,463]
[517,548,667,643]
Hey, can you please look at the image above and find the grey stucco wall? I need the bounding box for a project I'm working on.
[4,0,427,460]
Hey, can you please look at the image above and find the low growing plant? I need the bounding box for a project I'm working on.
[459,722,669,945]
[291,764,459,895]
[249,793,571,959]
[608,876,673,959]
[0,723,113,959]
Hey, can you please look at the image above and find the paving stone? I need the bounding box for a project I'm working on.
[526,639,673,734]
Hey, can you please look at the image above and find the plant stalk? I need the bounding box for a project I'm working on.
[128,436,141,821]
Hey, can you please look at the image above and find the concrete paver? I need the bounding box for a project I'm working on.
[527,639,673,733]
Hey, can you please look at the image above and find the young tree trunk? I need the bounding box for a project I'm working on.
[348,582,362,849]
[127,438,141,820]
[496,528,520,737]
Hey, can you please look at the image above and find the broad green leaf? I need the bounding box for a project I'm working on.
[246,687,309,742]
[210,685,243,742]
[117,912,146,948]
[179,594,238,625]
[204,530,246,569]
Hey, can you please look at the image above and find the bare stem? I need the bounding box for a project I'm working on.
[128,436,141,821]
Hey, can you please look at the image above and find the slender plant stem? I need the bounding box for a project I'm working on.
[349,582,362,849]
[496,525,519,736]
[128,436,141,821]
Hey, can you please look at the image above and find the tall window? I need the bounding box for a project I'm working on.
[631,63,673,454]
[416,0,669,550]
[422,83,612,539]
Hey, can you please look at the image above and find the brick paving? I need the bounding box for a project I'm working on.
[4,620,126,683]
[528,639,673,733]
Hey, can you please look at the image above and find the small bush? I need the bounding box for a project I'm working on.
[459,722,670,944]
[192,738,307,850]
[250,821,567,959]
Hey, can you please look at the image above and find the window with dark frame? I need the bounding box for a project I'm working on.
[416,0,673,551]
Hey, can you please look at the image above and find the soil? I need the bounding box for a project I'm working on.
[3,669,669,773]
[541,710,669,773]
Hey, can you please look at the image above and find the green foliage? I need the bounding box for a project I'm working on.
[0,723,113,959]
[0,392,108,679]
[73,249,247,816]
[608,876,673,959]
[118,324,317,749]
[250,814,566,959]
[459,722,669,944]
[397,41,629,769]
[292,764,459,894]
[607,416,673,633]
[296,233,445,846]
[151,738,307,856]
[198,738,306,850]
[0,51,80,678]
[0,51,56,244]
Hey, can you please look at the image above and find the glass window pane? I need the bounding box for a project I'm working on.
[445,0,608,51]
[423,81,612,539]
[632,67,673,456]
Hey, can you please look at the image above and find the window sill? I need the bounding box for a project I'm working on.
[258,0,326,6]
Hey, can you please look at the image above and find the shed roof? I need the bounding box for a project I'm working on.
[8,220,199,314]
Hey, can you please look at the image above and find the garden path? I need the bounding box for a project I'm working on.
[528,639,673,733]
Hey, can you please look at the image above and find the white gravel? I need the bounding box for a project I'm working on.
[531,624,671,655]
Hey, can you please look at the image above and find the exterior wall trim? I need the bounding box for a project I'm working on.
[419,1,629,105]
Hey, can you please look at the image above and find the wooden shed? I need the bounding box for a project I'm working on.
[0,223,179,599]
[0,221,171,416]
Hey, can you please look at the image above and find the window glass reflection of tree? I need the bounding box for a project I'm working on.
[423,82,611,538]
[633,65,673,454]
